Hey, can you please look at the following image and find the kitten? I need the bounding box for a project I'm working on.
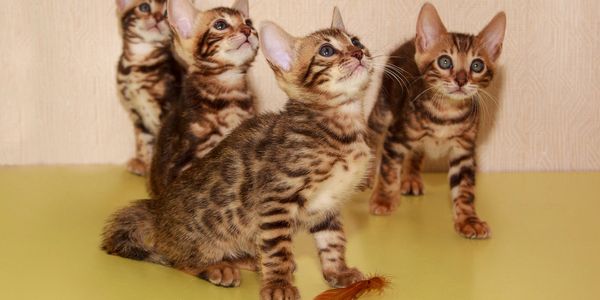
[367,3,506,239]
[116,0,183,176]
[102,8,373,300]
[148,0,258,197]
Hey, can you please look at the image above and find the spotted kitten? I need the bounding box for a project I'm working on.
[148,0,258,197]
[367,3,506,239]
[116,0,182,176]
[102,8,373,300]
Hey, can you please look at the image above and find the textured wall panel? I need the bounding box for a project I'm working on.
[0,0,598,171]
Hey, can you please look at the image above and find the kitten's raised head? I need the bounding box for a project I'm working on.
[260,7,373,107]
[415,3,506,100]
[117,0,171,43]
[167,0,258,70]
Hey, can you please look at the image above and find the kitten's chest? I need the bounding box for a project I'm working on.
[302,141,371,214]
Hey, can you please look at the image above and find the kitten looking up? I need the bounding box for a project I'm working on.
[102,7,373,300]
[149,0,259,197]
[368,3,506,239]
[116,0,182,175]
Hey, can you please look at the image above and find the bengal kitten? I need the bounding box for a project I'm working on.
[102,8,373,300]
[368,3,506,239]
[116,0,182,176]
[148,0,258,197]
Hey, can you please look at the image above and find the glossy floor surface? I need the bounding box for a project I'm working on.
[1,166,599,300]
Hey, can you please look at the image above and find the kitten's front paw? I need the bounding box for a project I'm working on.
[369,193,398,215]
[323,267,365,288]
[260,281,300,300]
[455,216,491,239]
[400,176,424,195]
[198,264,241,287]
[126,158,148,176]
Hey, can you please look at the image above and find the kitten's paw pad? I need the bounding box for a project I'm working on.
[400,177,424,195]
[455,217,491,239]
[126,158,147,176]
[369,194,398,215]
[260,281,300,300]
[324,267,365,288]
[198,264,241,288]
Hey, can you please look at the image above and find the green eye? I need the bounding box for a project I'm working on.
[437,55,453,70]
[213,20,229,30]
[470,59,485,73]
[319,44,336,57]
[138,3,151,13]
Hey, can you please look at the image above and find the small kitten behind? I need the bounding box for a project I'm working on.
[116,0,182,175]
[367,3,506,239]
[148,0,259,197]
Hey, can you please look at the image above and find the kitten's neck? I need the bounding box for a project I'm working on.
[287,97,367,134]
[122,40,170,65]
[185,68,251,102]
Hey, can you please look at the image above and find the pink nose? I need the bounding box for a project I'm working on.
[351,50,363,61]
[240,26,252,37]
[154,12,164,22]
[455,70,468,87]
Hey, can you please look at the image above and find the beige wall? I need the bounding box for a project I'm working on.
[1,0,599,171]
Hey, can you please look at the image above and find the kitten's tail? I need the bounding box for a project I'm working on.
[101,199,168,265]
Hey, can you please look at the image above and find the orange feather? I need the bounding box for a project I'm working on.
[314,275,390,300]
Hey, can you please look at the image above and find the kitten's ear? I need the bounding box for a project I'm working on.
[260,21,296,72]
[478,12,506,62]
[168,0,199,39]
[415,3,447,53]
[116,0,133,12]
[231,0,249,18]
[331,7,346,31]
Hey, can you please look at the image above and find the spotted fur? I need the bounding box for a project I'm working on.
[367,4,506,239]
[148,0,259,197]
[102,9,373,300]
[116,0,183,176]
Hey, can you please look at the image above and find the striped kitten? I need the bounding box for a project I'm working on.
[102,8,373,300]
[367,3,506,239]
[148,0,258,197]
[116,0,182,176]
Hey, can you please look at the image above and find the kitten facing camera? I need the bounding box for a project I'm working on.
[116,0,183,176]
[103,7,373,300]
[367,3,506,239]
[148,0,259,197]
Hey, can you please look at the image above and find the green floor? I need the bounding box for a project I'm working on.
[1,166,599,299]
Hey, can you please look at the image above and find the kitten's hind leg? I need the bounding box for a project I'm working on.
[400,150,425,196]
[195,262,242,288]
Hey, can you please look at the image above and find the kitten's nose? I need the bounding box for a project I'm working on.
[154,12,165,22]
[351,50,363,61]
[455,70,468,87]
[240,26,252,37]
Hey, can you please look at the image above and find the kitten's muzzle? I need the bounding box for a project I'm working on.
[350,50,363,61]
[240,26,252,37]
[455,70,468,87]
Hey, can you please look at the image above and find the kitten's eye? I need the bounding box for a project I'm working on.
[138,3,151,13]
[319,44,336,57]
[213,20,229,30]
[470,59,485,73]
[351,37,364,49]
[437,55,453,70]
[245,19,253,27]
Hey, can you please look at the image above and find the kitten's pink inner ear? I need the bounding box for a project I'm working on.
[231,0,249,18]
[416,3,447,52]
[478,12,507,62]
[260,22,295,72]
[116,0,133,12]
[331,7,346,31]
[168,0,199,39]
